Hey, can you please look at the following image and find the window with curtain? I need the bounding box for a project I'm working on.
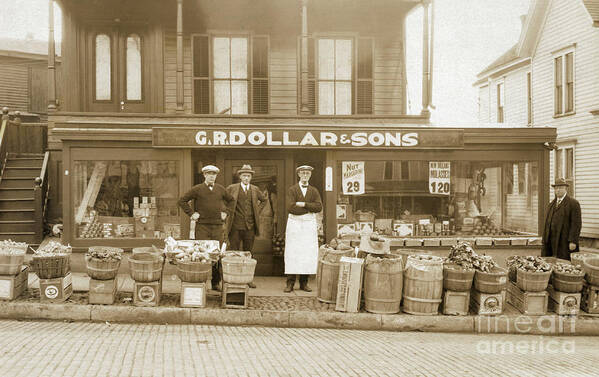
[126,34,142,101]
[95,34,111,101]
[554,50,574,115]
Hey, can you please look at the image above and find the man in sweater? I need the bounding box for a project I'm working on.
[178,165,234,291]
[542,178,582,260]
[225,164,266,288]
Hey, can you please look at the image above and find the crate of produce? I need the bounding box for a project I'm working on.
[85,246,123,280]
[221,256,257,284]
[508,256,552,292]
[128,252,164,282]
[31,241,72,279]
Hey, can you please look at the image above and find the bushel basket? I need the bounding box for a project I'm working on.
[221,256,257,284]
[31,254,70,279]
[474,267,507,294]
[552,270,584,293]
[85,256,121,280]
[516,269,551,292]
[443,263,475,292]
[0,254,25,275]
[176,260,212,283]
[584,256,599,286]
[128,253,164,282]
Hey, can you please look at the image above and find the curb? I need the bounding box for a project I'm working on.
[0,300,598,335]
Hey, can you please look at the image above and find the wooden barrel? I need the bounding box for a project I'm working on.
[316,245,354,303]
[402,255,443,315]
[516,269,552,292]
[474,267,507,294]
[363,254,403,314]
[443,264,475,292]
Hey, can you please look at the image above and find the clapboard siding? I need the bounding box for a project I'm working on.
[532,0,599,237]
[374,38,403,115]
[478,85,490,123]
[504,66,529,126]
[0,63,29,112]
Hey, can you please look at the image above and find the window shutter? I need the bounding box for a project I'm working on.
[251,35,269,114]
[192,35,209,114]
[357,38,374,114]
[307,37,316,114]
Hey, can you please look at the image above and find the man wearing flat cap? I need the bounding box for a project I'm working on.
[178,164,234,290]
[225,164,266,288]
[542,178,582,260]
[283,165,322,293]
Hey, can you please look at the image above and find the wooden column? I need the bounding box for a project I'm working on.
[48,0,57,112]
[176,0,184,112]
[421,0,431,116]
[299,0,311,115]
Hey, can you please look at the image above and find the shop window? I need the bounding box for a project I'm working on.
[192,34,269,114]
[555,146,575,196]
[554,50,574,115]
[496,82,504,123]
[126,34,142,101]
[94,34,111,101]
[73,160,180,239]
[335,160,539,237]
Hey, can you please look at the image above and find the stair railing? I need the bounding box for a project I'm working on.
[34,151,50,244]
[0,108,9,181]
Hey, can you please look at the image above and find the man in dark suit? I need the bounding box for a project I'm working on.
[284,165,322,293]
[226,164,266,288]
[542,178,582,260]
[178,165,234,291]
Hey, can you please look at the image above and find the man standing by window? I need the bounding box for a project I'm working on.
[284,165,322,293]
[178,165,234,291]
[225,164,266,288]
[542,178,582,260]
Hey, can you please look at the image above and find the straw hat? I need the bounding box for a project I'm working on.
[201,165,220,174]
[296,165,314,173]
[237,164,255,175]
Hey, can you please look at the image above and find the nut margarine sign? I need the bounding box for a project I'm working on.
[152,128,464,149]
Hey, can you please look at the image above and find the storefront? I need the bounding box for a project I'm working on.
[55,123,556,275]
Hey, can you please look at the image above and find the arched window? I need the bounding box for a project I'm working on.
[95,34,111,100]
[126,34,142,101]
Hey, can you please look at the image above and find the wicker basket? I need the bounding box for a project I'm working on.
[474,267,507,294]
[128,253,163,282]
[85,256,121,280]
[0,254,25,275]
[443,263,475,292]
[552,270,585,293]
[31,254,70,279]
[221,256,257,284]
[570,252,594,267]
[584,256,599,286]
[516,269,552,292]
[176,260,212,283]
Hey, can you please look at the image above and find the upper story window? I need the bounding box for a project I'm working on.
[126,34,142,101]
[95,34,111,101]
[305,36,374,115]
[554,50,574,116]
[192,34,269,115]
[496,82,504,123]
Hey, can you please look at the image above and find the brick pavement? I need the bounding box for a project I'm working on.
[0,320,597,377]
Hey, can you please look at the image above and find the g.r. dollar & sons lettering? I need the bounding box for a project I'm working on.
[194,131,419,147]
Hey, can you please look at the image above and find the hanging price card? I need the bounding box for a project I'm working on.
[429,161,451,195]
[342,161,365,195]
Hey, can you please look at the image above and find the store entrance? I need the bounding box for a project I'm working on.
[224,159,285,276]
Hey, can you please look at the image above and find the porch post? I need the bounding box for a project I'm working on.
[48,0,57,112]
[300,0,311,115]
[176,0,184,112]
[421,0,431,116]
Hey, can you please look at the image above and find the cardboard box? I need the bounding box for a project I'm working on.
[134,281,161,307]
[40,273,72,303]
[335,257,364,313]
[0,265,28,300]
[180,282,207,308]
[89,278,118,305]
[222,282,249,309]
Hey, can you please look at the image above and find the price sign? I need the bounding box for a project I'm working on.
[429,161,451,195]
[342,161,365,195]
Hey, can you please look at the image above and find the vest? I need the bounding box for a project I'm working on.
[233,186,255,230]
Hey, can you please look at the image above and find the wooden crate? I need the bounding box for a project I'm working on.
[133,281,161,307]
[581,282,599,314]
[180,282,207,308]
[89,278,118,305]
[507,281,548,315]
[335,257,364,313]
[404,238,423,247]
[547,285,580,316]
[442,290,470,316]
[0,265,28,300]
[470,289,504,315]
[423,238,441,247]
[493,238,510,246]
[222,282,249,309]
[40,273,72,303]
[475,237,493,246]
[440,238,458,246]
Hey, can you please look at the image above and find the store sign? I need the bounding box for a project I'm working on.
[342,161,365,195]
[429,161,451,195]
[152,128,464,149]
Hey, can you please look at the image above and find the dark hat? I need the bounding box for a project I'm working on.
[237,164,255,175]
[552,178,569,187]
[296,165,314,173]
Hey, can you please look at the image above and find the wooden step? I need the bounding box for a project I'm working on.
[2,167,40,178]
[0,220,36,233]
[0,232,37,243]
[0,209,35,221]
[0,187,35,199]
[0,198,35,210]
[0,177,36,188]
[6,158,44,168]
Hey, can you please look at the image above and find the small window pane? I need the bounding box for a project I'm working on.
[318,82,335,115]
[95,34,111,100]
[213,37,230,79]
[335,82,352,115]
[214,81,231,114]
[231,80,248,114]
[318,39,335,80]
[566,148,574,179]
[335,39,352,80]
[126,34,142,101]
[556,149,563,179]
[555,57,563,85]
[231,37,248,79]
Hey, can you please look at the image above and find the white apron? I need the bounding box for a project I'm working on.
[284,212,319,274]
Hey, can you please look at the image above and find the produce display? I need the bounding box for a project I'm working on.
[0,240,28,255]
[446,242,497,272]
[410,254,443,262]
[553,262,583,274]
[508,256,552,272]
[471,219,506,236]
[272,234,285,257]
[86,247,122,262]
[163,237,219,263]
[34,241,72,256]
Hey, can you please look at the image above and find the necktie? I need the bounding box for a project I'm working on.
[301,185,308,188]
[208,184,214,190]
[243,185,248,193]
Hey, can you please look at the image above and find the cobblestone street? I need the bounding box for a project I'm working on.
[0,320,597,377]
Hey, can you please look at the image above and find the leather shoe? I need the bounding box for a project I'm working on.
[284,282,294,293]
[300,284,312,292]
[248,282,257,288]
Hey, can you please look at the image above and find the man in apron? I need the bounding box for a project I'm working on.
[284,165,322,292]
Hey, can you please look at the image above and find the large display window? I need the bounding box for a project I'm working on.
[335,159,539,237]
